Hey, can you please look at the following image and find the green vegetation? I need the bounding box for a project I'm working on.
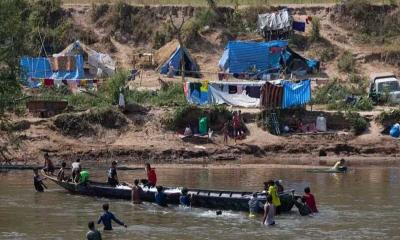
[310,17,321,43]
[126,83,187,107]
[162,104,232,131]
[312,78,373,111]
[63,0,394,6]
[337,51,356,73]
[54,106,128,137]
[376,108,400,128]
[345,111,368,135]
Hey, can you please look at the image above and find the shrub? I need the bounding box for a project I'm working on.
[345,111,368,135]
[100,70,128,104]
[337,51,356,73]
[313,79,350,104]
[125,83,186,107]
[86,107,127,129]
[54,113,95,137]
[91,3,109,22]
[376,108,400,127]
[310,17,321,42]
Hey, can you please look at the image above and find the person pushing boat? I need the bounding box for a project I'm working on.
[262,195,276,226]
[130,179,143,204]
[179,188,191,207]
[86,221,102,240]
[155,186,168,207]
[107,161,119,187]
[33,168,47,192]
[145,163,157,187]
[248,192,263,217]
[266,180,281,215]
[97,203,127,230]
[331,158,347,172]
[303,187,318,213]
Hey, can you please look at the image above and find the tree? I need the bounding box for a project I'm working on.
[0,0,30,163]
[168,12,187,82]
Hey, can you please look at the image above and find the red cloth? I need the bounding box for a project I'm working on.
[304,193,318,213]
[260,82,283,109]
[44,79,54,87]
[147,168,157,186]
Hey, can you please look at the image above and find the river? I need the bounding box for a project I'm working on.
[0,167,400,240]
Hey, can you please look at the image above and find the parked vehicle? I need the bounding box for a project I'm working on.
[369,73,400,103]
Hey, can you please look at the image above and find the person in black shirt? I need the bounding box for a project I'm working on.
[107,161,119,187]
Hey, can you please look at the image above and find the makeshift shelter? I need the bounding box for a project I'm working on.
[55,40,116,77]
[258,9,293,41]
[156,40,200,77]
[184,79,311,109]
[260,79,311,109]
[218,40,319,79]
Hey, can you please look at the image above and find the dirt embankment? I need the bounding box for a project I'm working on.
[6,107,400,168]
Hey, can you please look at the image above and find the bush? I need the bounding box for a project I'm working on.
[91,3,109,22]
[54,113,95,137]
[162,104,232,131]
[376,108,400,127]
[345,111,368,135]
[125,83,186,107]
[337,51,356,73]
[313,78,350,104]
[67,93,111,111]
[310,17,321,42]
[86,107,127,129]
[100,70,128,104]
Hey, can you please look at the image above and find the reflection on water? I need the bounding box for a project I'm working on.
[1,167,400,239]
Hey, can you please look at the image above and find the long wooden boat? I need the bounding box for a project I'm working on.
[45,174,295,213]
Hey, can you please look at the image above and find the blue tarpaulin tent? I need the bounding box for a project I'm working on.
[218,40,319,77]
[20,55,85,81]
[159,46,200,77]
[218,40,288,75]
[282,79,311,108]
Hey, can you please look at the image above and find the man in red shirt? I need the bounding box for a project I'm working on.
[303,187,318,213]
[145,163,157,187]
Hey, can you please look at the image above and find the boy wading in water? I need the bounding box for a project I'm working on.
[86,221,102,240]
[262,195,276,226]
[33,168,47,192]
[97,203,127,230]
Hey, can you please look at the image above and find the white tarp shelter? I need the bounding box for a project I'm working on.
[54,40,116,77]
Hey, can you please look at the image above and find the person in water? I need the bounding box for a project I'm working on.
[72,158,82,183]
[267,180,281,215]
[331,158,346,171]
[275,180,284,193]
[131,179,143,204]
[107,161,119,187]
[97,203,127,230]
[43,153,55,175]
[179,188,191,207]
[293,197,312,216]
[248,192,263,217]
[33,168,47,192]
[57,162,67,181]
[262,195,276,226]
[155,186,168,207]
[145,163,157,187]
[303,187,318,213]
[86,221,102,240]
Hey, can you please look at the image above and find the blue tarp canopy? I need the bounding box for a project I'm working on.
[159,46,200,77]
[219,40,288,75]
[282,79,311,108]
[218,40,319,76]
[20,55,84,81]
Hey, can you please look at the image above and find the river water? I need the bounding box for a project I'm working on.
[0,167,400,240]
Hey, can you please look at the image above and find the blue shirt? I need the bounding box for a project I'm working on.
[179,195,191,206]
[155,192,167,207]
[97,211,124,230]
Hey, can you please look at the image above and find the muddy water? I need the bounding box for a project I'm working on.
[1,167,400,240]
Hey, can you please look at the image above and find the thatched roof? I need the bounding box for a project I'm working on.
[154,39,180,65]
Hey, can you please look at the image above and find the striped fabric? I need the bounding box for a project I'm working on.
[260,81,283,109]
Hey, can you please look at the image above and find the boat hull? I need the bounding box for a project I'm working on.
[47,176,294,212]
